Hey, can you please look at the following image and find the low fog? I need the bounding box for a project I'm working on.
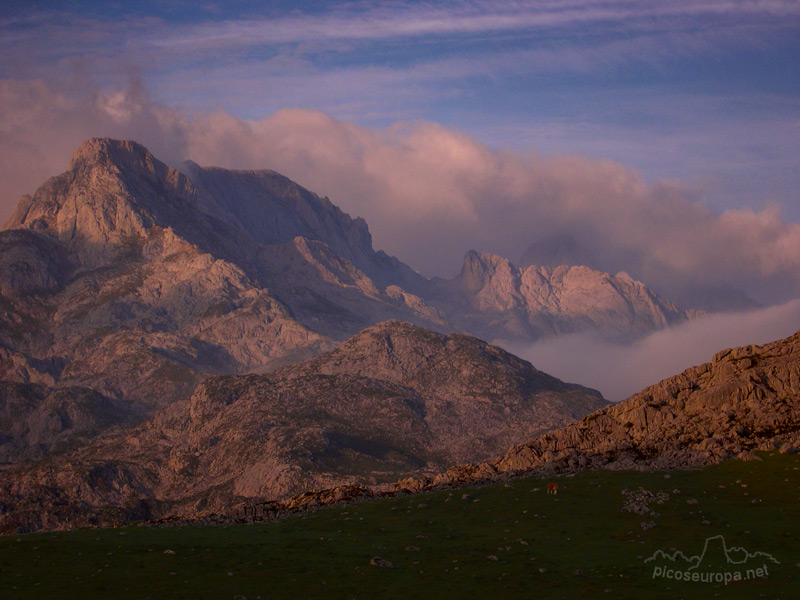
[2,78,800,312]
[503,299,800,402]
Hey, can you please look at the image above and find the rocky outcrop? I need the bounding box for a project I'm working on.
[183,329,800,523]
[0,321,606,533]
[431,250,692,342]
[389,329,800,493]
[102,329,796,529]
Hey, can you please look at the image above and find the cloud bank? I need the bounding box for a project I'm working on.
[504,300,800,402]
[2,78,800,310]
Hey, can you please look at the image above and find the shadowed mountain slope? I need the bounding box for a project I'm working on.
[0,321,606,533]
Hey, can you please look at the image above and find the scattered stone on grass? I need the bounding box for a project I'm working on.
[370,557,393,568]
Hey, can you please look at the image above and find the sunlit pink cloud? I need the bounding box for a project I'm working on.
[2,78,800,310]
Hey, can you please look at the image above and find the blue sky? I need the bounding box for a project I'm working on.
[2,1,798,221]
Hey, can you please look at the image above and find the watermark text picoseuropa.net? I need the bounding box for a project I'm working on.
[644,534,779,585]
[652,563,772,585]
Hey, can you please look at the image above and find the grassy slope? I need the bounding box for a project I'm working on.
[1,452,798,599]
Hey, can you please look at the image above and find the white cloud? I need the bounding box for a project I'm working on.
[502,299,800,401]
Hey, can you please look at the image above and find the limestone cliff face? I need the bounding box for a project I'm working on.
[495,332,800,472]
[0,321,606,532]
[6,139,199,269]
[0,139,450,461]
[431,250,691,341]
[182,161,424,292]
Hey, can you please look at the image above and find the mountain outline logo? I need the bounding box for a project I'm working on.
[644,534,780,569]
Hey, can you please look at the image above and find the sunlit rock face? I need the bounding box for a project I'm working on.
[429,250,691,342]
[0,138,687,462]
[0,138,452,461]
[0,138,703,532]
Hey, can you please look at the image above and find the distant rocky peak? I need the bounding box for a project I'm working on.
[459,250,515,292]
[70,138,150,171]
[4,138,199,270]
[69,138,190,190]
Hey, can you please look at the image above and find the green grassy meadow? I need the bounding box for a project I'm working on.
[1,452,799,599]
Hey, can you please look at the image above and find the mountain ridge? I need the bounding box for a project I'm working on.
[0,320,607,533]
[0,138,690,465]
[23,327,795,532]
[429,249,692,342]
[183,328,800,522]
[402,328,800,492]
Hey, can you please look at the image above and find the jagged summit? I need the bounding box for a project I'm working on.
[180,158,424,291]
[458,250,516,294]
[181,160,370,254]
[5,138,199,270]
[431,249,691,341]
[69,138,160,173]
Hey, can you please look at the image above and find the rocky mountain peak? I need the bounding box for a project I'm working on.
[304,319,453,382]
[458,250,515,294]
[180,160,386,279]
[69,138,158,174]
[5,138,197,270]
[435,249,690,341]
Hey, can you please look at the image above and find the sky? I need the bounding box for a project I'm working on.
[2,0,798,215]
[1,2,799,357]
